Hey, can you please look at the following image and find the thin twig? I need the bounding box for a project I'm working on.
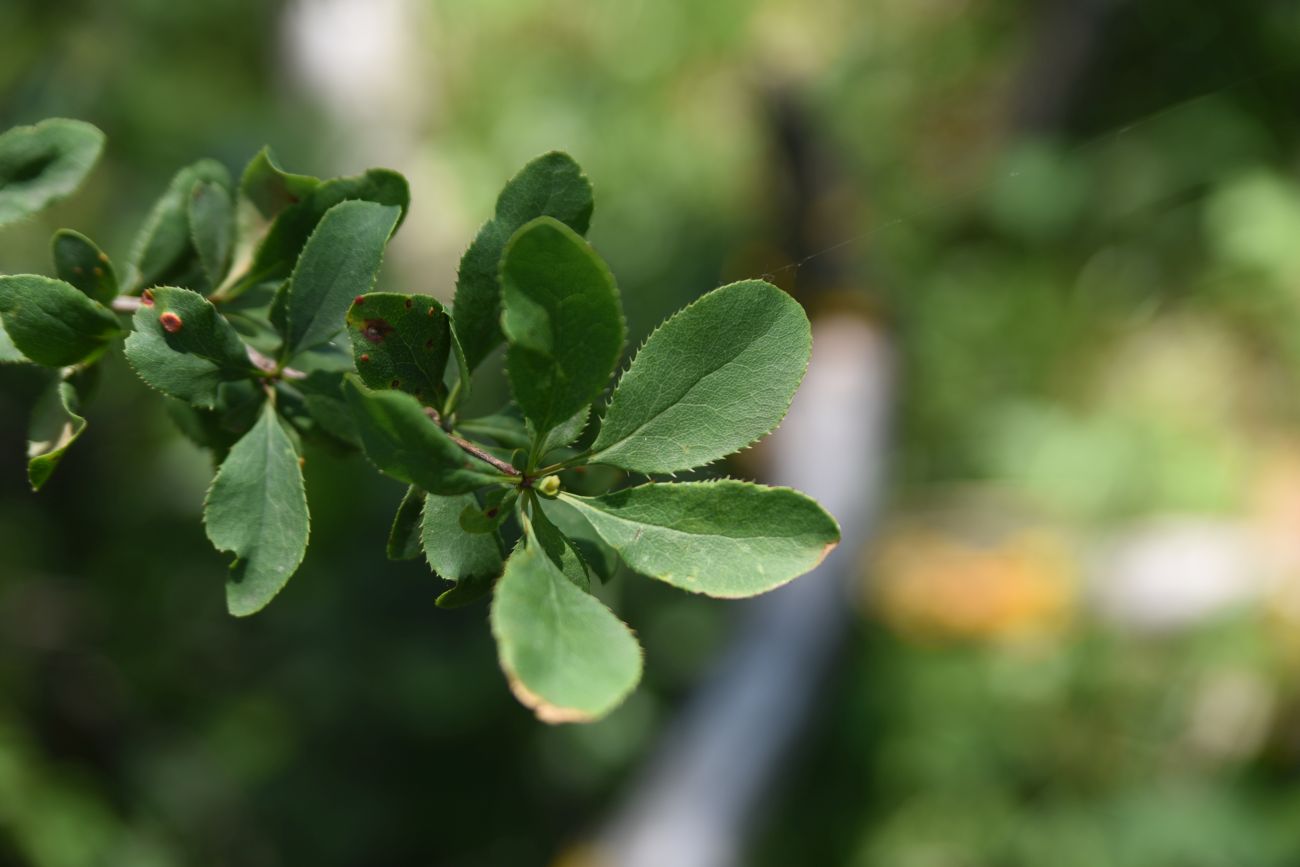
[423,407,520,477]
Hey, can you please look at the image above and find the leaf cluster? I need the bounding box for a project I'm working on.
[0,119,839,722]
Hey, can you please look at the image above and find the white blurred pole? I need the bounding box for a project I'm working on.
[597,313,893,867]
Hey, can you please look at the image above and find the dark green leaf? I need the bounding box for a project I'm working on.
[238,168,409,293]
[27,367,96,491]
[590,280,811,473]
[0,275,120,366]
[458,487,517,534]
[560,480,840,598]
[387,485,425,561]
[530,405,589,461]
[343,375,504,494]
[540,497,619,584]
[346,292,450,405]
[204,403,310,616]
[51,229,117,305]
[280,200,400,360]
[453,152,593,371]
[456,406,529,450]
[490,543,641,723]
[129,159,231,291]
[500,216,624,436]
[526,503,590,591]
[189,179,235,287]
[294,370,360,447]
[124,286,257,407]
[239,147,320,219]
[0,118,105,227]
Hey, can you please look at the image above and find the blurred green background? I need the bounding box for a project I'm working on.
[6,0,1300,864]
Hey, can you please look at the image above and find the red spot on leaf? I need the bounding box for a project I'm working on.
[353,295,366,306]
[160,312,183,333]
[360,353,371,363]
[141,289,155,307]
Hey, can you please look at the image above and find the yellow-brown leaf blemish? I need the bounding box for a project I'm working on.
[361,318,395,343]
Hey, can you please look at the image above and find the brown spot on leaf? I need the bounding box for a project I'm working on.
[160,312,183,333]
[359,353,371,363]
[361,318,395,343]
[141,290,155,307]
[390,379,401,388]
[404,298,413,309]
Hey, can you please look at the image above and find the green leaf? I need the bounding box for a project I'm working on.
[589,280,811,473]
[280,200,400,360]
[387,485,425,561]
[27,368,95,491]
[51,229,117,305]
[130,159,231,291]
[239,147,320,219]
[124,286,257,407]
[424,491,504,608]
[530,405,589,461]
[188,179,235,287]
[500,216,624,436]
[458,487,518,534]
[343,375,504,494]
[239,168,409,292]
[456,406,530,450]
[444,307,472,411]
[453,152,594,372]
[526,502,590,591]
[539,497,619,584]
[0,320,25,363]
[204,402,310,616]
[0,118,105,227]
[294,370,360,447]
[560,480,839,598]
[0,275,120,366]
[346,292,450,405]
[491,543,641,723]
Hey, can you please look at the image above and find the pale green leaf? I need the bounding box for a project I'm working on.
[124,286,257,407]
[280,200,400,360]
[456,406,529,451]
[560,480,839,597]
[500,216,624,436]
[51,229,117,305]
[490,543,641,723]
[0,275,120,367]
[343,375,504,494]
[346,292,450,405]
[590,280,810,473]
[204,403,310,616]
[423,491,504,608]
[0,118,105,227]
[0,320,25,363]
[453,152,593,372]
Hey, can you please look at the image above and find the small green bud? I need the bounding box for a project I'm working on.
[536,474,561,498]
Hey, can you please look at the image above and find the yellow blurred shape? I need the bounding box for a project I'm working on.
[871,525,1075,643]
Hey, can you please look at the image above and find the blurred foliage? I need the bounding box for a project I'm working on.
[5,0,1300,864]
